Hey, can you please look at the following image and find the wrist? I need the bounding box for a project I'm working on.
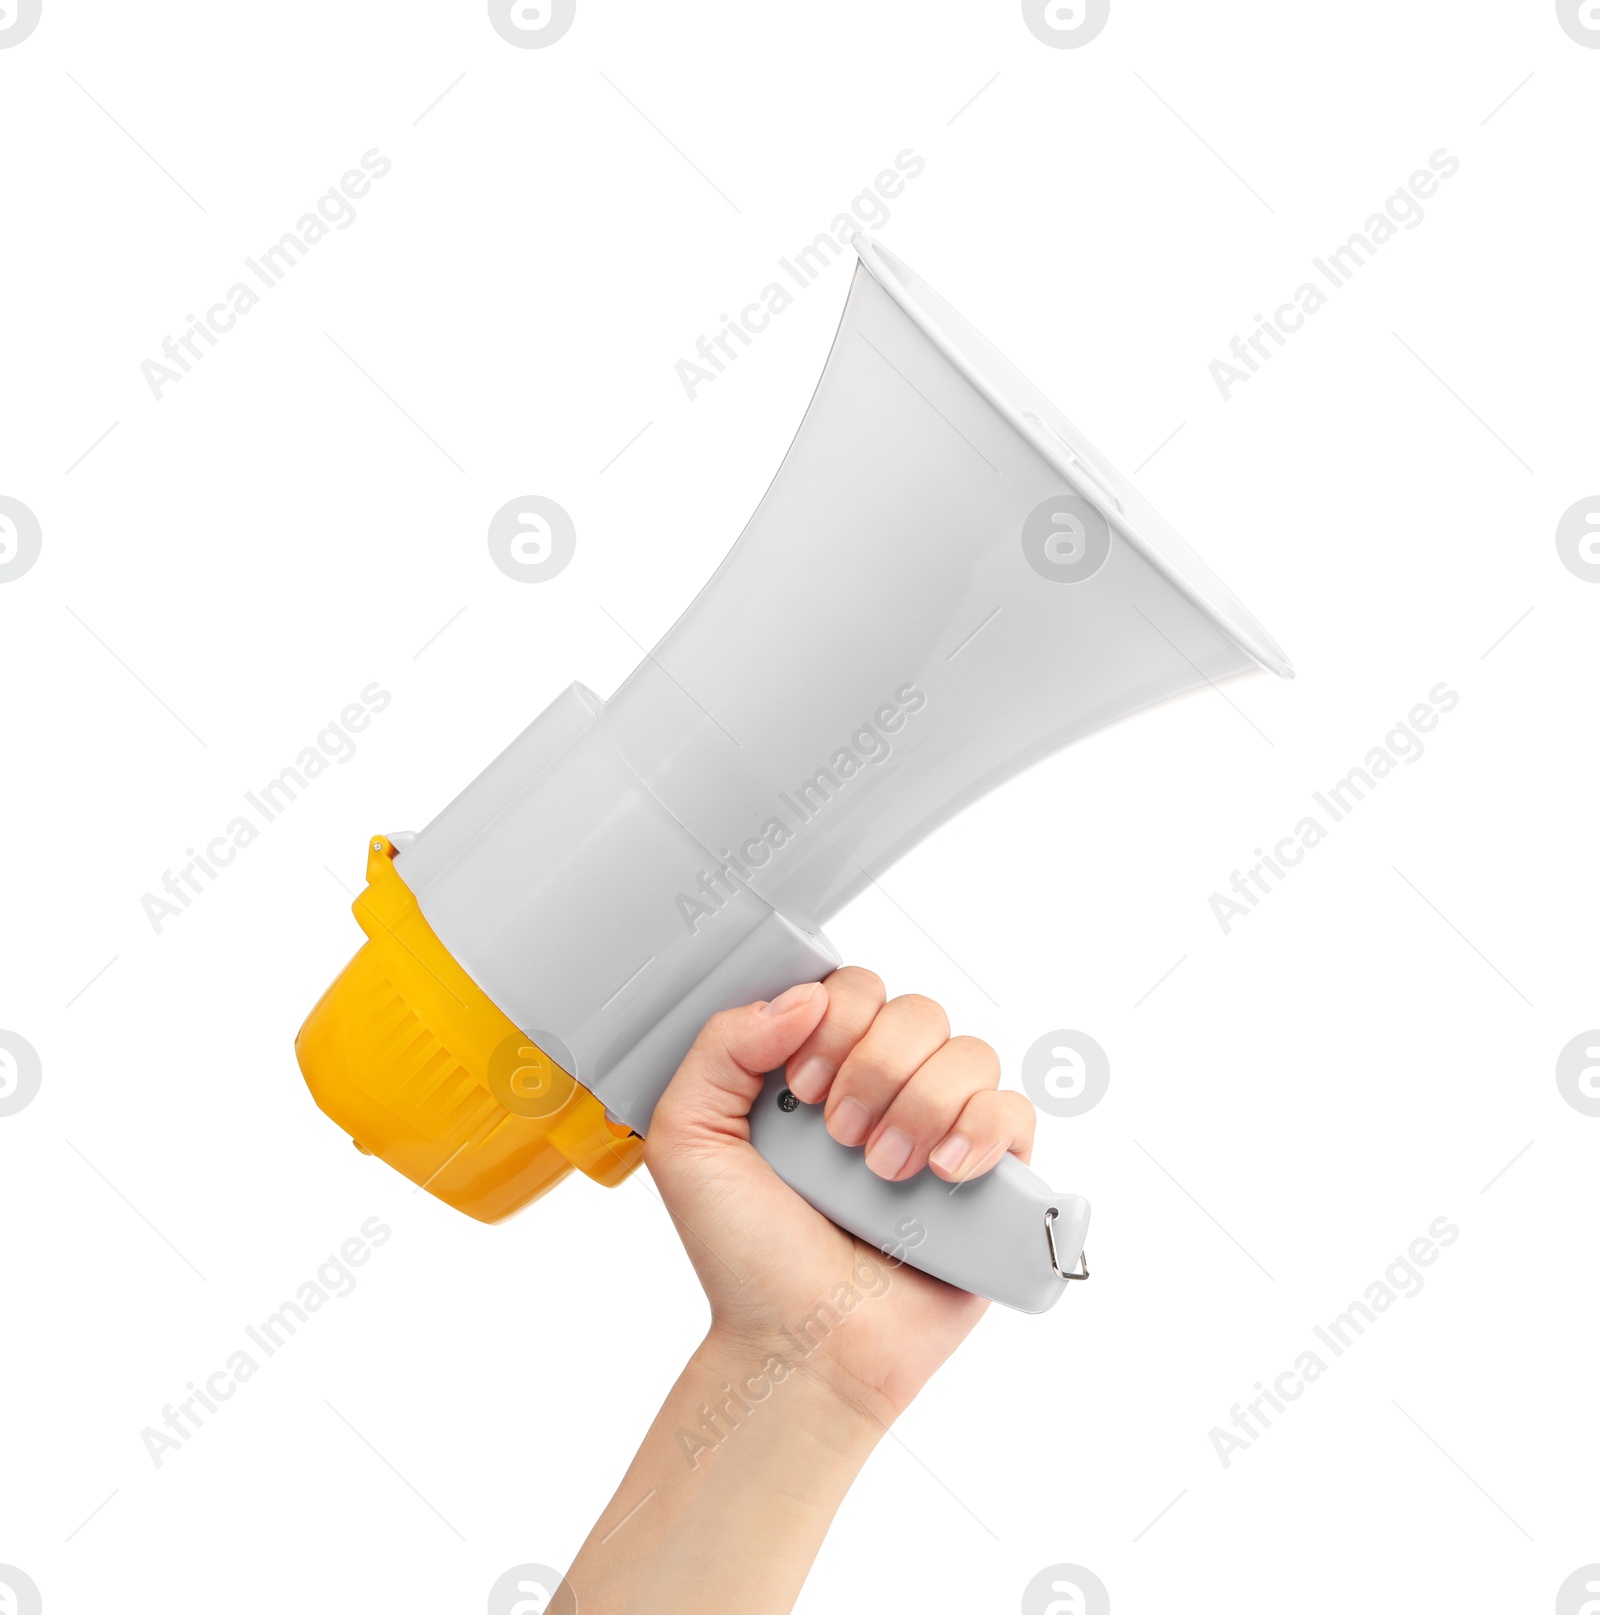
[695,1327,891,1458]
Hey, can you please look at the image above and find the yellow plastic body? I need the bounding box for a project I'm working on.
[295,835,642,1221]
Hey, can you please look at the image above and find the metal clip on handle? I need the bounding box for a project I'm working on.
[1045,1206,1090,1281]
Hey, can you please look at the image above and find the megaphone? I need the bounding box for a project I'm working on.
[296,233,1292,1313]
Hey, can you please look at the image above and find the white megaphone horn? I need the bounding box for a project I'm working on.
[296,231,1293,1313]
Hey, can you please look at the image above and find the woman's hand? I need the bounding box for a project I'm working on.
[566,969,1038,1614]
[644,967,1037,1426]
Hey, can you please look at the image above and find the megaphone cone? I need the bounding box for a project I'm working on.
[297,232,1290,1312]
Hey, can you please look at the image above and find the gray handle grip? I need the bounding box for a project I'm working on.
[747,1071,1089,1314]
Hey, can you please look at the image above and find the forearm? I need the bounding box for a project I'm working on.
[566,1330,885,1613]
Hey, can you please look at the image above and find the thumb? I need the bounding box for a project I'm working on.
[649,980,828,1146]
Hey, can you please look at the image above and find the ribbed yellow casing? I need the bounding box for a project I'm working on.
[295,835,643,1222]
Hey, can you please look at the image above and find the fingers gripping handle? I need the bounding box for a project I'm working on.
[747,1072,1090,1314]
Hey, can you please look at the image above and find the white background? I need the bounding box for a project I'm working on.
[2,2,1597,1611]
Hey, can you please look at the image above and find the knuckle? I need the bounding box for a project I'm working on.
[837,1047,902,1097]
[830,965,886,1004]
[887,1091,946,1140]
[960,1087,1003,1132]
[891,992,950,1035]
[821,991,885,1050]
[702,1007,743,1045]
[885,1066,966,1135]
[981,1089,1035,1149]
[946,1034,1001,1078]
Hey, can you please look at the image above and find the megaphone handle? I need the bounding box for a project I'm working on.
[746,1070,1089,1314]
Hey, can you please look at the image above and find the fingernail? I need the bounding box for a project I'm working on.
[830,1096,871,1147]
[787,1055,832,1103]
[930,1133,972,1176]
[866,1126,913,1180]
[762,981,821,1017]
